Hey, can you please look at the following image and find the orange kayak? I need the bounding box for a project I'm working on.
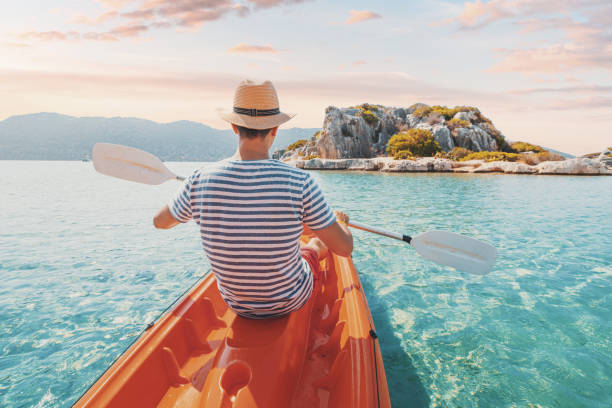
[74,233,391,407]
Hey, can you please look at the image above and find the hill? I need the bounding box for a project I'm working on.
[0,113,317,161]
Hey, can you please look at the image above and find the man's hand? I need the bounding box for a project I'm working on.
[334,210,349,225]
[311,210,353,257]
[153,205,180,229]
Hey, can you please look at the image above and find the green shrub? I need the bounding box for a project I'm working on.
[431,106,456,120]
[313,130,322,139]
[460,151,521,162]
[304,154,319,160]
[434,151,448,159]
[447,118,470,131]
[359,109,379,125]
[448,147,473,161]
[359,103,379,112]
[287,139,307,151]
[412,106,433,118]
[511,142,546,153]
[386,129,441,157]
[393,150,415,160]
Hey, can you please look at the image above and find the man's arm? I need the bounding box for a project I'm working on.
[311,211,353,257]
[153,204,180,229]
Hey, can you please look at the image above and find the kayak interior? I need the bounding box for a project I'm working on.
[74,235,390,407]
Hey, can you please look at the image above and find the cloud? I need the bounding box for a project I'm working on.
[437,1,612,73]
[20,31,80,41]
[20,0,311,43]
[345,10,381,25]
[352,60,367,66]
[247,0,310,9]
[509,85,612,95]
[227,43,278,53]
[440,0,609,30]
[72,11,119,25]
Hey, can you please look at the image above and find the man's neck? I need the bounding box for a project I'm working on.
[232,145,270,161]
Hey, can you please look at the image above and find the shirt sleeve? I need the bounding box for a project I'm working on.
[302,173,336,230]
[168,174,194,223]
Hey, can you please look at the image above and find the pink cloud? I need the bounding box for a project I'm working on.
[227,43,278,53]
[345,10,382,25]
[437,1,612,73]
[490,44,612,73]
[247,0,310,9]
[23,0,309,42]
[72,11,119,25]
[20,31,79,41]
[353,60,367,66]
[110,24,149,37]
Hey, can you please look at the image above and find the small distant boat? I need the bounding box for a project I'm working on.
[74,231,391,407]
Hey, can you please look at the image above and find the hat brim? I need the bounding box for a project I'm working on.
[219,110,295,130]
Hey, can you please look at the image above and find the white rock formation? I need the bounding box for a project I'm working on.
[298,104,505,159]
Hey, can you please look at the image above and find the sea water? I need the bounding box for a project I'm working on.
[0,161,610,407]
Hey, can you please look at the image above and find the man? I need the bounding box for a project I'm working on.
[153,80,353,319]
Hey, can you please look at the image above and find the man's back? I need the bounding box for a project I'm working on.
[169,158,336,318]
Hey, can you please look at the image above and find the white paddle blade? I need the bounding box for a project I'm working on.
[411,230,497,275]
[92,143,176,185]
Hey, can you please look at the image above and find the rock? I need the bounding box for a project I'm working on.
[453,126,498,151]
[315,106,377,159]
[345,158,378,171]
[406,114,421,128]
[431,158,454,171]
[342,108,360,116]
[453,111,475,122]
[536,157,610,175]
[380,160,428,172]
[472,161,536,174]
[452,159,485,168]
[294,104,506,160]
[272,149,285,159]
[303,159,348,170]
[431,125,454,151]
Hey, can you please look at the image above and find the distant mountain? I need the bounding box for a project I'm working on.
[0,113,319,161]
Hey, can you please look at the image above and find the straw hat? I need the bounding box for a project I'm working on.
[219,80,295,130]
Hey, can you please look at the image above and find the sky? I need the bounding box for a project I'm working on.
[1,0,611,155]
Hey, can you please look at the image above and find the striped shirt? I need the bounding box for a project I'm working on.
[169,159,336,318]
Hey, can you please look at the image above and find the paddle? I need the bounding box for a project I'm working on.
[92,143,497,275]
[92,143,185,184]
[347,221,496,275]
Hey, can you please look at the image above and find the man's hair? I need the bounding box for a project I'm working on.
[236,125,273,139]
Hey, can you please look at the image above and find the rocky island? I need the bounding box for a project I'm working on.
[277,104,612,175]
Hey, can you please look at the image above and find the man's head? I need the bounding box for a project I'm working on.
[233,125,275,139]
[219,80,294,130]
[231,124,279,152]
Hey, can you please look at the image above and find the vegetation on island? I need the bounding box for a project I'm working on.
[446,118,470,131]
[447,147,472,161]
[459,151,521,162]
[287,139,307,151]
[409,104,479,120]
[386,129,442,159]
[510,142,546,153]
[350,103,381,126]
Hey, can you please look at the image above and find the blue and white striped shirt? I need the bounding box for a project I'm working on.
[169,159,336,318]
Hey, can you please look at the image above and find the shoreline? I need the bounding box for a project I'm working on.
[285,157,612,176]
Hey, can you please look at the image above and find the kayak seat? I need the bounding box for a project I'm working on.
[198,289,318,407]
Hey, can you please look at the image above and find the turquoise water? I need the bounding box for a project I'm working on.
[1,161,611,407]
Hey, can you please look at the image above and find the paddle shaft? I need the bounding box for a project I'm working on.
[347,221,412,244]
